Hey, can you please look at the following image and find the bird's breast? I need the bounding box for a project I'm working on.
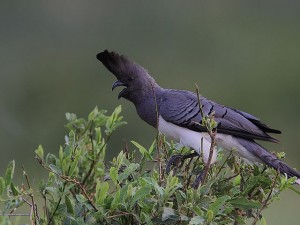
[158,115,261,164]
[158,115,214,163]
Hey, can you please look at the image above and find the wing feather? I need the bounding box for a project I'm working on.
[159,90,280,142]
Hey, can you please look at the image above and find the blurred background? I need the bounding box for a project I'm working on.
[1,1,300,224]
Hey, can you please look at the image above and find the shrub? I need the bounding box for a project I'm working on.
[0,106,298,225]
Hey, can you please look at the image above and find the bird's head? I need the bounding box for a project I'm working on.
[96,50,159,103]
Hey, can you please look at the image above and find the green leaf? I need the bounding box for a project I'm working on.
[175,192,182,208]
[233,174,241,186]
[189,216,205,225]
[110,190,120,209]
[65,112,77,121]
[95,127,102,144]
[260,216,267,225]
[118,163,139,182]
[109,167,118,185]
[198,196,211,208]
[5,160,15,186]
[206,210,214,223]
[208,195,230,218]
[35,145,44,159]
[242,175,271,195]
[0,216,11,225]
[180,215,189,221]
[76,194,87,203]
[127,184,133,199]
[191,206,202,216]
[68,154,79,176]
[131,140,153,159]
[95,181,109,205]
[131,141,147,156]
[148,140,156,155]
[10,182,20,196]
[131,186,151,204]
[199,176,217,196]
[0,177,5,196]
[230,197,261,210]
[162,207,178,222]
[141,212,154,225]
[115,151,126,169]
[141,177,164,196]
[49,164,62,176]
[105,105,127,135]
[88,106,99,121]
[65,195,74,215]
[44,186,60,199]
[119,183,129,205]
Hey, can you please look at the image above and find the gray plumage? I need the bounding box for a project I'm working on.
[96,50,300,182]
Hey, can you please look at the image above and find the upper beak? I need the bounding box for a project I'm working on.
[112,80,128,99]
[112,80,126,91]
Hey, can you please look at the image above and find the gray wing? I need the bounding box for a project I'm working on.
[159,90,281,142]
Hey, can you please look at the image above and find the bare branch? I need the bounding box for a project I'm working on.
[22,166,38,225]
[251,169,280,225]
[195,85,217,185]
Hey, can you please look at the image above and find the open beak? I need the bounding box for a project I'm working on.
[112,80,125,91]
[112,80,128,99]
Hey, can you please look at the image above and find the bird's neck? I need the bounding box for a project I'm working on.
[134,86,164,128]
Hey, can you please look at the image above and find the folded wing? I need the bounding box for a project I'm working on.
[159,90,280,142]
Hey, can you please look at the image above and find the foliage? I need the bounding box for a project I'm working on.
[0,106,299,225]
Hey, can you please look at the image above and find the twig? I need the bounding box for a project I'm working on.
[47,188,64,225]
[82,121,95,185]
[106,211,135,219]
[22,166,38,225]
[3,213,31,216]
[82,134,111,185]
[251,169,280,225]
[216,151,233,177]
[201,130,216,184]
[22,197,32,206]
[219,174,239,183]
[36,157,98,212]
[123,139,129,159]
[64,177,98,211]
[47,144,79,224]
[151,82,163,185]
[43,195,48,223]
[195,85,217,184]
[186,156,201,188]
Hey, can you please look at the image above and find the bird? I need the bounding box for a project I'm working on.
[96,49,300,184]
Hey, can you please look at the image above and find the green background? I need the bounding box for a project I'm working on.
[1,1,299,224]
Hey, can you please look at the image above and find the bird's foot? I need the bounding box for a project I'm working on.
[166,152,198,174]
[192,171,204,189]
[166,154,184,174]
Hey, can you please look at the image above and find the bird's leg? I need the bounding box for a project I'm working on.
[166,152,199,174]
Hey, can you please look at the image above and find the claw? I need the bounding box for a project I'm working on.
[166,154,183,174]
[166,152,199,174]
[192,171,204,189]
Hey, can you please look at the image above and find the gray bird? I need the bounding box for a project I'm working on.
[96,50,300,184]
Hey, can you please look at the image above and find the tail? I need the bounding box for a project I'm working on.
[237,138,300,184]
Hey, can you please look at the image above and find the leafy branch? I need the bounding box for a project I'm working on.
[0,106,299,225]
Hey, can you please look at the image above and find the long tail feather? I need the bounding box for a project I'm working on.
[237,138,300,181]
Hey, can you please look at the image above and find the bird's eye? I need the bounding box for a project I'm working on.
[128,77,134,81]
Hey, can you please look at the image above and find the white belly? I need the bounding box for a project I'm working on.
[158,116,261,165]
[158,115,216,164]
